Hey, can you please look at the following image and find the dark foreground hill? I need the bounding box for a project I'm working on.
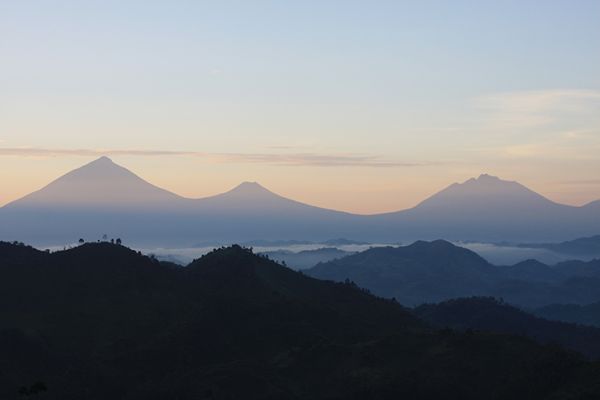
[535,302,600,328]
[306,240,600,307]
[1,242,600,399]
[414,297,600,359]
[259,247,354,270]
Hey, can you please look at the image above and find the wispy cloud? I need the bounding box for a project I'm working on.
[0,148,186,157]
[472,89,600,132]
[474,129,600,160]
[476,89,600,112]
[0,147,432,168]
[558,179,600,186]
[466,89,600,159]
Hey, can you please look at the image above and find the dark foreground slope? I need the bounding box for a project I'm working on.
[1,242,600,399]
[415,297,600,359]
[535,302,600,328]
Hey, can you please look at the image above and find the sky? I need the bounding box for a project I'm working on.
[1,0,599,214]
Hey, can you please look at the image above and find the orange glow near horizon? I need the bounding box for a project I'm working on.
[1,155,598,215]
[1,2,599,214]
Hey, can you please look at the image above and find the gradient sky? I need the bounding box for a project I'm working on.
[1,0,599,214]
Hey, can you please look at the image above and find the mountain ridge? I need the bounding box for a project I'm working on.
[3,156,187,210]
[1,157,599,245]
[306,240,600,307]
[3,157,596,214]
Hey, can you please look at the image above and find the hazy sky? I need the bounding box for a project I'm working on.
[1,0,599,213]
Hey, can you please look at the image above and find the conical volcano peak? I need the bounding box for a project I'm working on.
[463,174,505,186]
[62,156,137,180]
[414,173,557,210]
[90,156,115,165]
[477,173,501,181]
[6,156,183,208]
[75,156,117,171]
[225,181,277,198]
[232,181,268,192]
[197,180,315,212]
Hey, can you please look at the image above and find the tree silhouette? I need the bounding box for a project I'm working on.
[18,381,47,397]
[78,238,85,244]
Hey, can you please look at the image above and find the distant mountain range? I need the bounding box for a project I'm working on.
[1,157,599,245]
[239,238,370,247]
[306,240,600,308]
[510,235,600,256]
[2,241,600,399]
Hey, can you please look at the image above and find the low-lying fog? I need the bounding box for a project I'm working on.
[135,243,384,266]
[456,242,585,265]
[42,240,598,268]
[131,241,597,267]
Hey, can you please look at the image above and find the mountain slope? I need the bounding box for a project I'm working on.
[1,242,600,399]
[415,297,600,359]
[259,247,354,270]
[194,181,348,216]
[306,240,600,307]
[371,174,600,242]
[414,174,562,211]
[584,200,600,210]
[4,157,187,210]
[535,302,600,328]
[0,158,361,245]
[308,240,497,305]
[1,159,599,245]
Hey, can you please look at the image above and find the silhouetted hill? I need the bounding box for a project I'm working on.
[535,302,600,328]
[307,240,497,305]
[500,259,563,283]
[259,247,354,270]
[2,242,600,399]
[415,297,600,359]
[306,240,600,307]
[553,259,600,278]
[0,241,46,264]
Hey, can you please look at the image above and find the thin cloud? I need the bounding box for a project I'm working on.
[0,147,432,168]
[476,89,600,113]
[0,148,188,157]
[473,90,600,136]
[463,89,600,160]
[473,89,600,131]
[558,179,600,186]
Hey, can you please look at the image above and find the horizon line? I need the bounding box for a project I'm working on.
[1,156,598,216]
